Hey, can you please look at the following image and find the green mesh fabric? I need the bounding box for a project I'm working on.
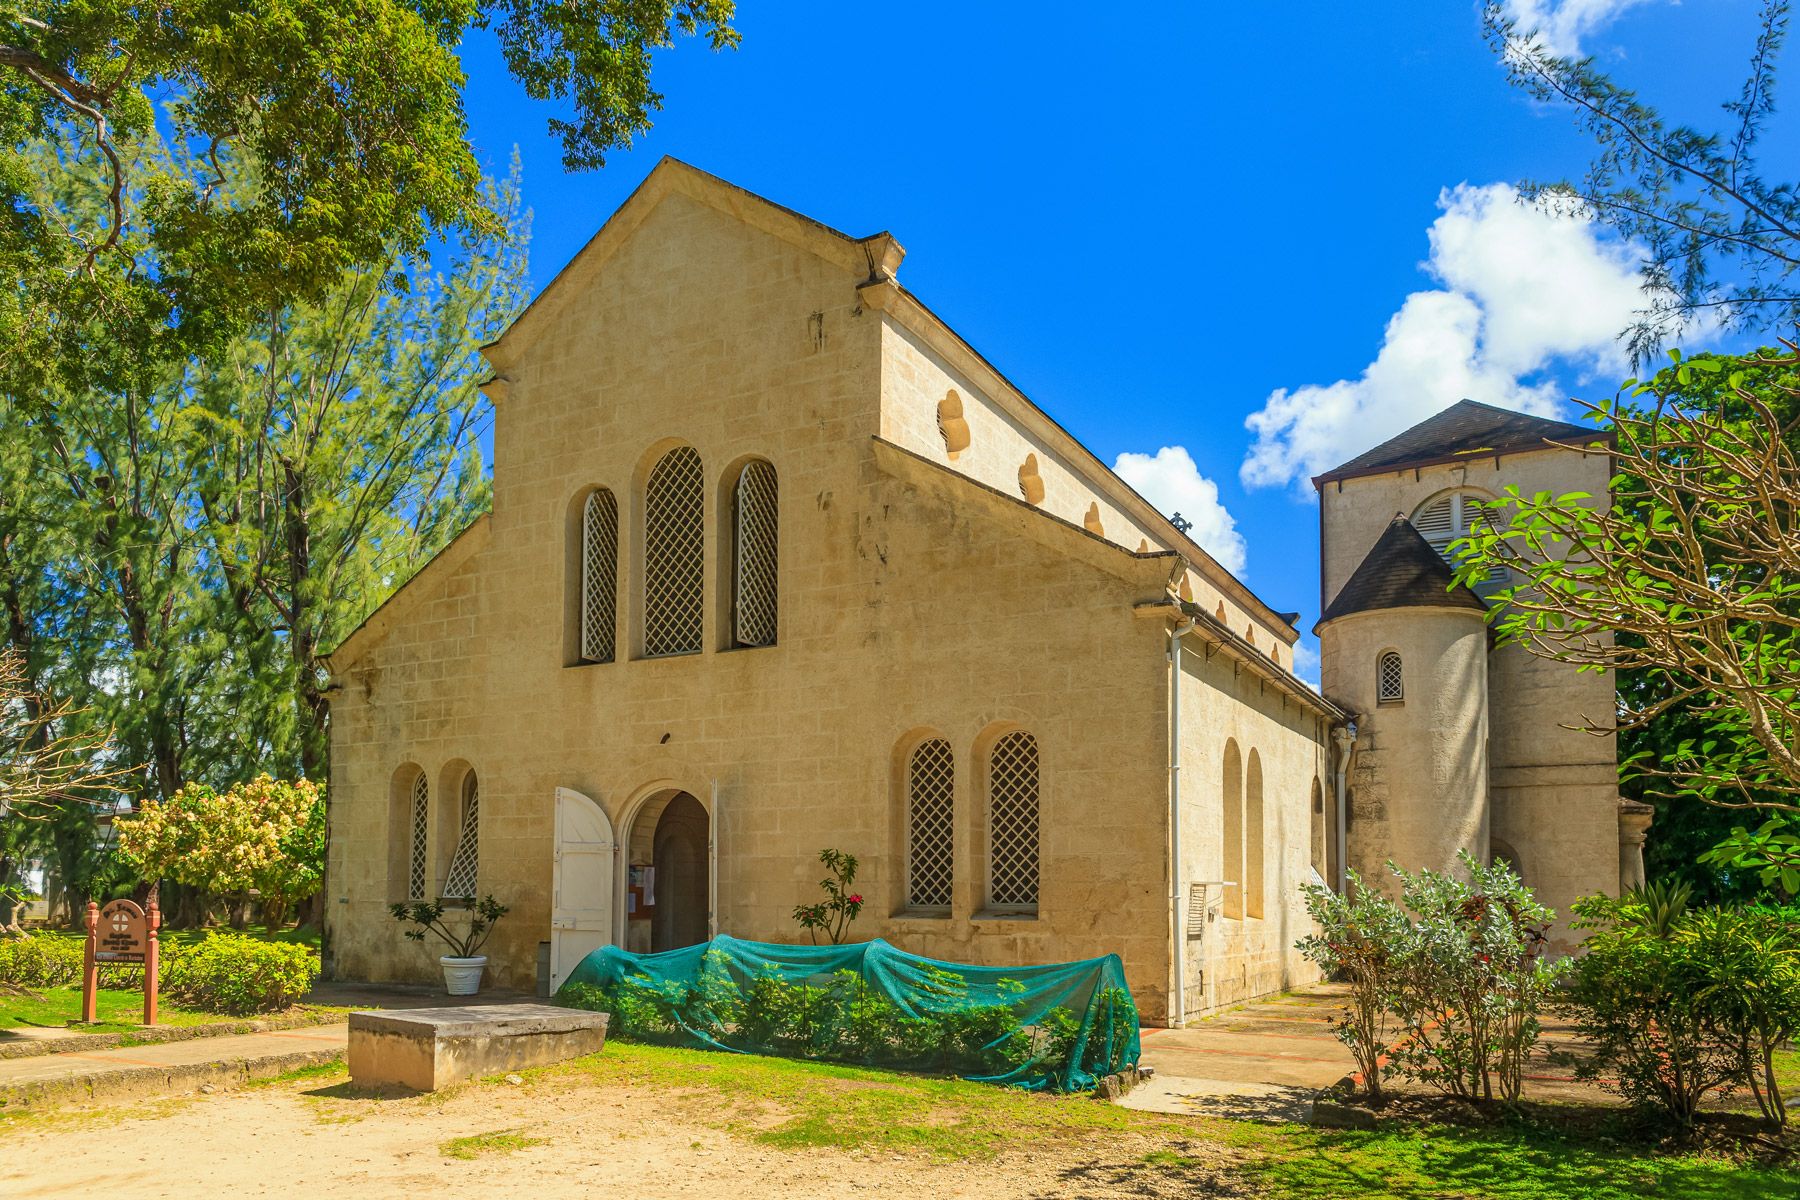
[557,935,1140,1093]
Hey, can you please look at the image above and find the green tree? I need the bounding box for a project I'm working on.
[1,0,735,399]
[1484,2,1800,359]
[1454,343,1800,890]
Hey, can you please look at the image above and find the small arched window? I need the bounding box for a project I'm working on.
[906,737,955,912]
[407,770,430,900]
[730,460,779,648]
[937,391,971,459]
[987,731,1040,913]
[1377,651,1404,703]
[1018,454,1045,505]
[1245,750,1265,920]
[1222,740,1244,919]
[442,771,480,900]
[579,488,618,663]
[644,446,705,657]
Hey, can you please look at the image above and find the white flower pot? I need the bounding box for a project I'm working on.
[440,955,488,996]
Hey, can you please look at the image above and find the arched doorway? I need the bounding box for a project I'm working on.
[623,788,712,952]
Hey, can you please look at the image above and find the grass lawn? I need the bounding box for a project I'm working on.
[515,1040,1799,1199]
[0,984,222,1033]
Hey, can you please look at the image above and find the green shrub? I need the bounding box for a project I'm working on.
[159,932,318,1014]
[0,933,83,988]
[1568,891,1800,1128]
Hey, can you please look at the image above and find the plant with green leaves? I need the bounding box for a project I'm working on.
[0,0,736,403]
[1453,344,1800,890]
[159,932,319,1014]
[388,894,509,959]
[1297,871,1412,1103]
[791,848,866,945]
[1383,854,1563,1103]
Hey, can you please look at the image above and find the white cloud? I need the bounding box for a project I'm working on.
[1240,182,1652,494]
[1113,445,1248,576]
[1500,0,1660,58]
[1291,640,1321,689]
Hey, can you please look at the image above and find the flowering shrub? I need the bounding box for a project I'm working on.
[791,849,865,944]
[159,932,319,1015]
[116,776,325,928]
[1568,890,1800,1128]
[1301,853,1562,1104]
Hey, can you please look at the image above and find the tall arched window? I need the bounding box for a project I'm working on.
[1377,651,1404,703]
[442,771,480,900]
[1412,490,1506,596]
[579,488,619,663]
[1222,740,1244,919]
[1245,750,1265,920]
[905,737,954,912]
[407,770,430,900]
[987,730,1040,914]
[643,446,705,657]
[1310,778,1326,880]
[730,460,779,648]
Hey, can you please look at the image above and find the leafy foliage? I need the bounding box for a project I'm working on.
[159,931,319,1014]
[0,0,736,399]
[791,848,866,945]
[115,776,325,928]
[1301,855,1563,1105]
[1455,344,1800,888]
[1567,890,1800,1127]
[0,930,83,988]
[1484,2,1800,358]
[389,894,509,959]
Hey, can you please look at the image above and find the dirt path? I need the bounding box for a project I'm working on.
[0,1070,1254,1199]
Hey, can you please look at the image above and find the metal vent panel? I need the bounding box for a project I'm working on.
[907,738,954,910]
[732,460,779,648]
[988,731,1040,910]
[580,489,618,663]
[407,772,430,900]
[644,447,705,657]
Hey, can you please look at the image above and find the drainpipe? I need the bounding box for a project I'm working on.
[1168,616,1196,1027]
[1331,721,1358,894]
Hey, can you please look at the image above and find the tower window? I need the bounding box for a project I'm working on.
[1377,651,1404,703]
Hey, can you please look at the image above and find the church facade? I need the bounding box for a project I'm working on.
[322,160,1636,1024]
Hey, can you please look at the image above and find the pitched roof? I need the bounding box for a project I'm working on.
[1313,400,1609,487]
[1316,514,1487,629]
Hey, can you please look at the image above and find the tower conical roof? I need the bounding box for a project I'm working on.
[1317,514,1487,629]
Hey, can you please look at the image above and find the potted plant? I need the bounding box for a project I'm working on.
[388,895,510,995]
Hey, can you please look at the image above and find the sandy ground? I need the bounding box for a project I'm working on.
[0,1072,1254,1199]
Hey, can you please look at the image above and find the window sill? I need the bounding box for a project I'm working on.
[889,910,951,922]
[972,910,1039,923]
[565,658,616,669]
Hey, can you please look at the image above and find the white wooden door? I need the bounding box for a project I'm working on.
[551,787,616,992]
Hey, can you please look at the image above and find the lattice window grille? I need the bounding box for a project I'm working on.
[906,738,955,910]
[442,774,480,900]
[643,447,705,657]
[733,460,779,648]
[1413,492,1506,594]
[407,772,430,900]
[580,489,618,663]
[1377,652,1404,703]
[987,731,1040,911]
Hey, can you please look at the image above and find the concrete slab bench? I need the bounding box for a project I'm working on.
[347,1004,609,1092]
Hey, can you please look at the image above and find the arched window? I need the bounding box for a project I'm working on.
[442,771,480,900]
[937,391,970,459]
[1412,490,1506,596]
[1377,651,1404,703]
[579,488,618,663]
[905,737,954,912]
[1222,741,1243,919]
[730,460,779,648]
[987,731,1040,913]
[1310,778,1326,880]
[407,770,430,900]
[644,446,705,657]
[1245,750,1265,920]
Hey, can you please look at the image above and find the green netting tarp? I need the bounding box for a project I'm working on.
[556,935,1140,1093]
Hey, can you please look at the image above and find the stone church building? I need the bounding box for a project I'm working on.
[323,160,1641,1024]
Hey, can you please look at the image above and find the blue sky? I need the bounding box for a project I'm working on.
[458,1,1773,673]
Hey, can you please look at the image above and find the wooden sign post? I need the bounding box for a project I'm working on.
[81,896,159,1026]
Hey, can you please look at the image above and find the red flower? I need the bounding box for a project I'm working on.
[848,894,863,905]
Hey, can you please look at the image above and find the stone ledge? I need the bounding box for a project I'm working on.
[0,1047,342,1111]
[0,1007,343,1061]
[348,1003,608,1092]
